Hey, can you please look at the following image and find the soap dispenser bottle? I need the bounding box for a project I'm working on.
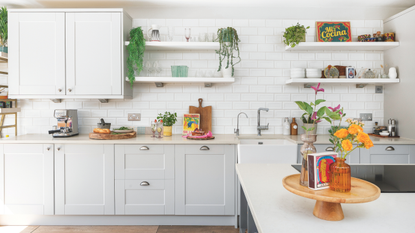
[283,117,290,135]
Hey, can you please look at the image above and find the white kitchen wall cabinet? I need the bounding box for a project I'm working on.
[0,144,54,215]
[55,144,114,215]
[175,145,236,215]
[115,145,174,215]
[8,9,132,100]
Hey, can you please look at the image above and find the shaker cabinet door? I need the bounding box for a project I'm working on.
[55,144,114,215]
[0,144,54,215]
[8,12,66,96]
[66,13,122,96]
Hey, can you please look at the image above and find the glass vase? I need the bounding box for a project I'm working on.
[300,134,317,187]
[329,158,351,193]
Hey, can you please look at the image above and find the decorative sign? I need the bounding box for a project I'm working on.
[316,22,351,42]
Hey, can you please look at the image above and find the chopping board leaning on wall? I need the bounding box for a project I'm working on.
[189,98,212,133]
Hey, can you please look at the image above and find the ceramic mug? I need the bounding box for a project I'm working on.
[389,67,397,79]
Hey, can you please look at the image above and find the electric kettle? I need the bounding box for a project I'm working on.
[147,24,161,42]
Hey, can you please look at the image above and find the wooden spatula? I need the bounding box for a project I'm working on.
[189,98,212,133]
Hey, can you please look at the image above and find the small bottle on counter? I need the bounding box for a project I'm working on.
[290,118,298,135]
[283,117,290,135]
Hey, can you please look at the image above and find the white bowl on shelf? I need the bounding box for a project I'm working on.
[291,68,305,79]
[379,132,390,136]
[306,68,321,78]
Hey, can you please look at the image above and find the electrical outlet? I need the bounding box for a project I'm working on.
[375,86,383,93]
[128,113,141,121]
[360,113,373,121]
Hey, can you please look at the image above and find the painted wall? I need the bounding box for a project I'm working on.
[1,18,385,136]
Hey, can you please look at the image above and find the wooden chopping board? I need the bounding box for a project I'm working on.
[89,131,136,140]
[189,98,212,133]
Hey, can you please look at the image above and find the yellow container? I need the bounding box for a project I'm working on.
[163,126,172,137]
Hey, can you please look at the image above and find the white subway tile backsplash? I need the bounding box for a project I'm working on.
[249,20,266,27]
[233,19,249,27]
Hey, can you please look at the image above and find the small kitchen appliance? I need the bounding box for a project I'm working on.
[48,109,79,138]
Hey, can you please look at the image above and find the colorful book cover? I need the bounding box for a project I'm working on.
[183,114,200,135]
[308,152,337,190]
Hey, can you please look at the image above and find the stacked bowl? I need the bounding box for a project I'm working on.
[290,68,305,79]
[306,68,321,78]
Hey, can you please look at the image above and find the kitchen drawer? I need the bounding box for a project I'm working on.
[115,145,174,180]
[368,145,409,155]
[115,179,174,215]
[179,145,225,155]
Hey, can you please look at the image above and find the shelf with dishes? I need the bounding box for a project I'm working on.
[124,41,220,51]
[126,77,235,87]
[286,78,400,88]
[285,42,399,51]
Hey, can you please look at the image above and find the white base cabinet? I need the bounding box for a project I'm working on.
[55,144,114,215]
[175,145,236,215]
[0,144,54,215]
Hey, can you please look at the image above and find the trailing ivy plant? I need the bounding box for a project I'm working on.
[0,7,7,47]
[283,23,310,48]
[126,27,146,88]
[215,27,241,77]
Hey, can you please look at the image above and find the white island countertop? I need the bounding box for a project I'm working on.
[0,134,414,145]
[236,164,415,233]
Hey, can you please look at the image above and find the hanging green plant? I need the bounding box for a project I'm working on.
[216,27,241,77]
[283,23,310,48]
[0,7,8,48]
[126,27,146,88]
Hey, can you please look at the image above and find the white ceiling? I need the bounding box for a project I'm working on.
[1,0,415,8]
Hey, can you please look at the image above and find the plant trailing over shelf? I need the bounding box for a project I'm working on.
[157,111,178,126]
[283,23,309,48]
[216,27,241,77]
[0,7,7,48]
[126,27,146,88]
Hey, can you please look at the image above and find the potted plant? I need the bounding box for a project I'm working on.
[283,23,310,48]
[126,27,146,88]
[0,7,8,55]
[216,27,241,77]
[157,111,178,137]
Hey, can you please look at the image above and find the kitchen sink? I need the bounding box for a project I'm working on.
[238,139,297,164]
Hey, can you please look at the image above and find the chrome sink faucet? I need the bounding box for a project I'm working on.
[235,112,248,136]
[257,108,269,136]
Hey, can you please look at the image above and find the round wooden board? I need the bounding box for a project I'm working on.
[89,131,136,140]
[282,174,380,221]
[187,136,215,140]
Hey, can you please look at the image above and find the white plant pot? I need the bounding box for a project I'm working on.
[222,66,232,78]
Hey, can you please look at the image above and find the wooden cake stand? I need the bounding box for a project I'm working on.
[282,174,380,221]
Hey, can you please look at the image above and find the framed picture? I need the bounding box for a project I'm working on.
[346,67,355,79]
[316,22,352,42]
[183,114,200,135]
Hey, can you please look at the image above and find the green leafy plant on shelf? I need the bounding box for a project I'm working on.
[157,112,178,126]
[216,27,241,77]
[0,7,7,48]
[283,23,309,48]
[126,27,146,88]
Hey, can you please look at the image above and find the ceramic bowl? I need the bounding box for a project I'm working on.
[380,132,390,136]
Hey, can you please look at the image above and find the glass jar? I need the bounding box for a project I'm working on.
[300,134,317,187]
[329,158,351,193]
[364,69,375,79]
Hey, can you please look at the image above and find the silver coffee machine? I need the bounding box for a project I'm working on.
[48,109,79,137]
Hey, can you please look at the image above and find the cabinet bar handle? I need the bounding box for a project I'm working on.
[200,146,210,151]
[326,147,334,151]
[385,146,395,151]
[140,181,150,186]
[140,146,149,150]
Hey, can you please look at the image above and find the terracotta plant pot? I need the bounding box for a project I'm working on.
[329,158,351,193]
[163,125,172,137]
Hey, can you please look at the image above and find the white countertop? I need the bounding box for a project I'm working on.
[236,164,415,233]
[0,134,414,145]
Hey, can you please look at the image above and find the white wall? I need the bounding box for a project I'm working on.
[2,18,385,136]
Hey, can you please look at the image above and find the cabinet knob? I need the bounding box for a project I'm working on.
[58,88,62,92]
[47,147,51,151]
[140,146,149,150]
[200,146,210,151]
[385,146,395,151]
[57,147,61,151]
[326,147,334,151]
[140,181,150,186]
[68,88,72,92]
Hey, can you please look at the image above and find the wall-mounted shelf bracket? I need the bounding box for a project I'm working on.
[304,83,317,88]
[204,83,213,87]
[155,82,164,87]
[50,99,62,103]
[98,99,109,103]
[356,84,367,88]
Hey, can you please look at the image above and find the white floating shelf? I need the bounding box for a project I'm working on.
[125,42,219,51]
[0,55,8,62]
[286,78,400,88]
[285,42,400,51]
[0,108,21,113]
[127,77,234,87]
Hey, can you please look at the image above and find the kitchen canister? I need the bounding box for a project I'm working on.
[389,67,397,79]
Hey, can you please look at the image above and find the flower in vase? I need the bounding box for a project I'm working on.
[311,112,322,123]
[334,128,349,138]
[341,139,353,151]
[364,139,374,149]
[311,83,324,94]
[348,124,363,135]
[356,131,370,144]
[328,104,342,114]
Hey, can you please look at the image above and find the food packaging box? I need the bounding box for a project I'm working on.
[308,152,338,190]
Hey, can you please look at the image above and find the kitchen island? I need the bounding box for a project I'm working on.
[236,163,415,233]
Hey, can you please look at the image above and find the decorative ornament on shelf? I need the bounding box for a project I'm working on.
[283,23,310,48]
[216,27,241,77]
[127,27,146,88]
[316,22,351,42]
